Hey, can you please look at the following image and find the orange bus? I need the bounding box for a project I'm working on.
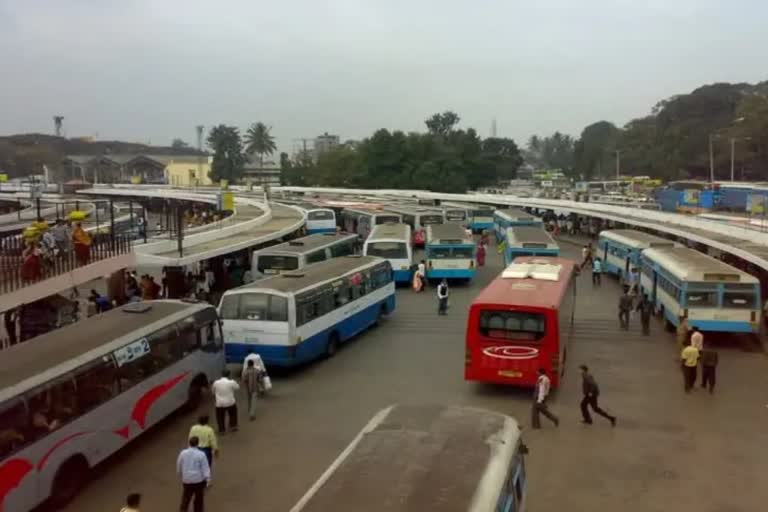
[465,257,577,388]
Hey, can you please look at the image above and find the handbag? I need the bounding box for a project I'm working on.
[263,376,273,391]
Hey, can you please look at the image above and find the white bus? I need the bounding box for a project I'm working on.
[503,226,560,266]
[598,229,679,279]
[301,205,337,234]
[425,223,477,281]
[340,207,402,239]
[220,256,396,366]
[443,206,469,224]
[640,246,761,334]
[0,301,224,511]
[386,206,445,247]
[251,233,359,278]
[290,405,528,512]
[363,223,413,284]
[494,209,542,242]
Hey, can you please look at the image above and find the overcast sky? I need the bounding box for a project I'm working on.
[1,0,767,154]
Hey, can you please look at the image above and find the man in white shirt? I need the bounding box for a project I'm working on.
[690,326,704,351]
[211,370,239,434]
[177,436,210,512]
[532,368,559,429]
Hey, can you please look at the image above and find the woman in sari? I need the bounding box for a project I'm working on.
[21,242,43,282]
[72,222,92,265]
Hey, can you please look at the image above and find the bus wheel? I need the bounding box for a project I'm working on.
[50,456,89,507]
[185,375,208,411]
[326,332,340,357]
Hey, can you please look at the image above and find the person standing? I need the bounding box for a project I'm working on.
[680,340,700,393]
[242,359,262,420]
[531,368,559,429]
[436,279,449,315]
[591,258,602,286]
[618,289,632,330]
[476,241,486,267]
[676,317,690,348]
[690,326,704,351]
[177,436,210,512]
[581,244,593,269]
[211,370,239,434]
[189,415,218,468]
[700,347,719,393]
[72,222,92,265]
[636,295,653,336]
[120,493,142,512]
[579,365,616,426]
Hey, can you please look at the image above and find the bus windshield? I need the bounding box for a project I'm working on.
[479,310,546,341]
[308,210,334,220]
[446,211,466,221]
[367,242,408,259]
[472,209,494,217]
[257,255,300,274]
[376,215,401,225]
[428,246,473,259]
[421,215,443,225]
[220,293,289,322]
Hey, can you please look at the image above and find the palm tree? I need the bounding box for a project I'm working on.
[244,123,277,182]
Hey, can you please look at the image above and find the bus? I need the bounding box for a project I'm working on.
[465,257,577,388]
[598,229,679,279]
[340,207,402,239]
[251,233,359,278]
[363,223,413,284]
[425,223,477,281]
[467,206,495,233]
[289,404,528,512]
[0,301,223,511]
[639,247,761,334]
[219,256,396,366]
[503,226,559,266]
[299,204,337,234]
[386,206,445,247]
[494,209,543,242]
[443,206,468,224]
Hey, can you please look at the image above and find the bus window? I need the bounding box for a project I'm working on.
[480,311,546,341]
[26,378,77,441]
[429,247,452,259]
[146,325,181,370]
[367,242,407,259]
[306,249,327,264]
[74,357,119,414]
[268,295,289,321]
[177,319,202,356]
[0,399,27,457]
[257,255,299,273]
[452,247,474,258]
[219,295,240,319]
[330,241,355,257]
[421,215,443,225]
[685,290,717,307]
[240,294,269,320]
[308,210,333,220]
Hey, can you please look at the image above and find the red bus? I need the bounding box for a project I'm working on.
[465,256,577,388]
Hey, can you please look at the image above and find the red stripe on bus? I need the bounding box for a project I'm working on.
[113,425,131,439]
[36,431,92,471]
[131,371,190,429]
[0,458,33,512]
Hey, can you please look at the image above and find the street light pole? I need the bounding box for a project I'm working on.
[709,134,715,183]
[730,137,736,182]
[615,150,621,180]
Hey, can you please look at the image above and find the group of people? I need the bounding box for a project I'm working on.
[20,218,92,282]
[680,327,719,393]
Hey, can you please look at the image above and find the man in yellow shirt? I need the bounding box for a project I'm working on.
[188,415,218,469]
[680,340,700,393]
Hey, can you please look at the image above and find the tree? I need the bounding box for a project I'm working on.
[244,122,277,176]
[171,138,189,149]
[207,125,246,183]
[425,111,461,137]
[574,121,621,180]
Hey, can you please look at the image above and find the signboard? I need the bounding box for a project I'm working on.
[0,174,7,183]
[682,189,699,204]
[218,191,234,211]
[747,193,766,215]
[220,179,229,190]
[130,175,142,184]
[113,338,150,367]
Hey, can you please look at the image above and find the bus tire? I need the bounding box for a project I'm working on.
[50,455,89,508]
[326,332,340,358]
[185,374,208,411]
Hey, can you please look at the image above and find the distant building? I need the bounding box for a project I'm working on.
[61,154,211,185]
[314,132,340,161]
[243,160,281,187]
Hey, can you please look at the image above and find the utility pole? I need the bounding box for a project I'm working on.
[709,134,715,183]
[196,125,204,187]
[615,150,621,180]
[730,137,736,182]
[53,116,64,137]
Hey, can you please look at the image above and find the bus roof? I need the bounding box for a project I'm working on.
[0,301,210,401]
[290,404,521,512]
[342,206,394,216]
[471,256,577,310]
[426,223,473,245]
[642,247,759,284]
[227,256,385,294]
[255,233,358,256]
[599,229,677,249]
[366,223,411,242]
[507,225,558,248]
[494,208,539,222]
[385,205,444,216]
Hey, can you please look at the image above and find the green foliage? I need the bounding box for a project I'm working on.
[207,125,246,183]
[525,132,575,173]
[574,121,621,180]
[425,111,461,137]
[244,122,277,170]
[171,138,189,149]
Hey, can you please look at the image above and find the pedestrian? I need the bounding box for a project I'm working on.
[579,365,616,427]
[436,279,449,315]
[120,492,142,512]
[177,436,210,512]
[591,257,602,286]
[690,326,704,351]
[189,415,218,468]
[700,347,718,394]
[618,289,632,330]
[531,368,559,429]
[414,260,427,292]
[680,340,700,393]
[676,317,690,347]
[242,359,262,420]
[4,308,18,346]
[72,222,92,265]
[581,244,592,269]
[211,370,239,433]
[476,241,486,267]
[636,294,653,336]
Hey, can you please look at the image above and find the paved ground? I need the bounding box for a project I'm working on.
[64,239,768,512]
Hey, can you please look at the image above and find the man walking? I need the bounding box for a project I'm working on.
[618,289,632,330]
[177,436,210,512]
[579,365,616,426]
[700,347,719,393]
[636,294,653,336]
[211,370,239,433]
[242,359,262,420]
[188,415,218,468]
[436,279,449,315]
[680,340,700,392]
[591,257,602,286]
[531,368,559,429]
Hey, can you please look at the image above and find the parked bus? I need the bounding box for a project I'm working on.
[465,257,577,388]
[425,223,477,281]
[363,223,413,284]
[639,247,761,333]
[443,206,469,224]
[299,204,337,234]
[0,301,223,512]
[386,206,445,247]
[340,207,402,239]
[503,226,559,266]
[466,206,495,233]
[251,233,359,278]
[289,404,528,512]
[494,209,543,242]
[598,229,679,279]
[219,256,396,366]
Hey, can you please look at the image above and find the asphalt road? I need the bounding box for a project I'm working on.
[64,239,768,512]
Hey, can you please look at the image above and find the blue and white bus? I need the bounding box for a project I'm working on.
[340,207,402,239]
[598,229,679,279]
[425,223,477,281]
[363,223,413,284]
[467,206,495,233]
[443,206,469,224]
[289,405,527,512]
[503,226,559,266]
[386,206,445,247]
[494,209,542,242]
[251,233,359,278]
[220,256,396,366]
[639,246,761,333]
[299,204,337,234]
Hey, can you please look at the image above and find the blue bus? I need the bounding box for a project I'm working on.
[597,229,678,279]
[503,226,559,266]
[639,247,761,333]
[363,223,413,284]
[467,206,495,233]
[494,209,543,242]
[425,223,477,281]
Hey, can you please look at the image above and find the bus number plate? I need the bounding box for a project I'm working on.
[114,338,150,367]
[498,370,522,378]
